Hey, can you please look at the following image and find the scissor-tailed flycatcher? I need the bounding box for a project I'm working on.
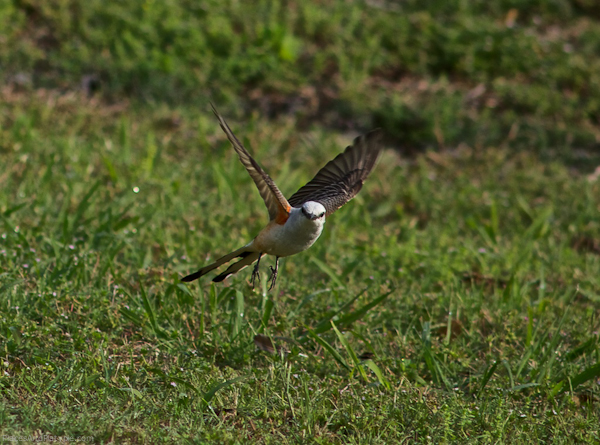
[182,104,382,289]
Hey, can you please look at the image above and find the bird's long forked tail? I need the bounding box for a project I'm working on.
[213,251,262,282]
[181,246,258,282]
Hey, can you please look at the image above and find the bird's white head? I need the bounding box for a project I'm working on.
[301,201,326,221]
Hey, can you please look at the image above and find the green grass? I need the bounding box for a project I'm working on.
[2,1,600,443]
[3,0,600,159]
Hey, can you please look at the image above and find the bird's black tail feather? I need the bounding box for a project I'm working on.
[181,247,254,282]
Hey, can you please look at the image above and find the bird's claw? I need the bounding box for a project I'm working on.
[268,265,278,290]
[251,264,261,288]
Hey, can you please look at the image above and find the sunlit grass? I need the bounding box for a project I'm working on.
[1,89,599,442]
[1,0,600,441]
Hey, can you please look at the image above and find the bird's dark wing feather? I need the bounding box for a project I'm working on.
[211,104,291,222]
[287,129,382,216]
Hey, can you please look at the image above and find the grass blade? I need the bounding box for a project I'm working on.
[331,321,368,380]
[310,257,345,289]
[310,289,392,336]
[477,360,499,397]
[310,289,365,335]
[68,180,100,237]
[140,285,168,340]
[363,360,391,390]
[336,290,393,328]
[259,297,274,333]
[147,368,200,395]
[201,375,251,410]
[552,362,600,396]
[508,383,540,392]
[229,290,245,339]
[307,328,350,371]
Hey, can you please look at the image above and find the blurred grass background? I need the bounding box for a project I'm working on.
[2,0,600,157]
[1,0,600,443]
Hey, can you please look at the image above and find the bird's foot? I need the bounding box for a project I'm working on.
[268,265,278,291]
[251,264,261,288]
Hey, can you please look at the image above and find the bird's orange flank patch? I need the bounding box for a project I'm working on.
[275,206,290,225]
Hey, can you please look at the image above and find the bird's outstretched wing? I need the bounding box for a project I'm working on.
[211,104,291,224]
[287,129,382,216]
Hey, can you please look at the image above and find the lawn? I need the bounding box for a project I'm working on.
[1,1,600,443]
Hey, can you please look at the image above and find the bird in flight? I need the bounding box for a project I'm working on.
[182,104,382,290]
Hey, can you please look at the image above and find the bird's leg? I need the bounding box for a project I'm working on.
[268,257,279,290]
[251,254,263,288]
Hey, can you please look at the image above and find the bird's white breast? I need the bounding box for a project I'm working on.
[253,208,324,257]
